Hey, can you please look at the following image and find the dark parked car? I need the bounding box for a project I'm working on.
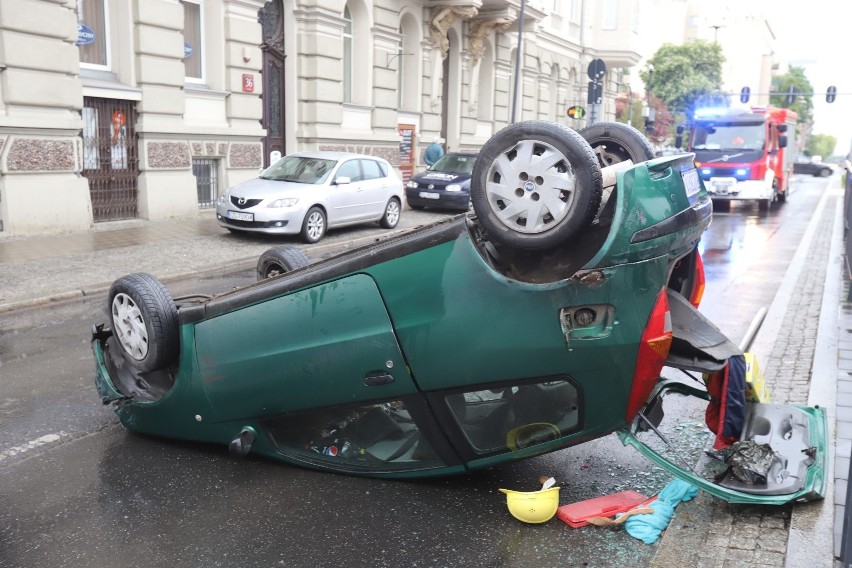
[405,152,476,211]
[793,156,834,177]
[92,121,826,505]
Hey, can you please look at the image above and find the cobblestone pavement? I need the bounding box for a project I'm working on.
[652,190,842,568]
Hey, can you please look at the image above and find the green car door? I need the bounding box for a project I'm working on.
[193,273,460,474]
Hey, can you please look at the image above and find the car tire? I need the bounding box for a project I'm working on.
[256,245,310,280]
[471,120,602,250]
[300,206,326,243]
[380,197,401,229]
[819,168,831,177]
[578,122,656,168]
[108,273,179,372]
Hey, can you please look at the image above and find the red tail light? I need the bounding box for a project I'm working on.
[690,252,705,308]
[625,288,672,422]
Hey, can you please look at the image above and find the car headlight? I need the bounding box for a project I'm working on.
[267,198,298,208]
[406,180,419,189]
[445,184,462,192]
[217,193,228,204]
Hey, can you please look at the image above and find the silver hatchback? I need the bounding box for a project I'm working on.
[216,151,404,243]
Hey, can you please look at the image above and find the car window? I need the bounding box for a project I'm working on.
[430,155,476,174]
[335,160,361,182]
[262,400,446,472]
[360,159,384,180]
[259,156,336,184]
[445,378,580,455]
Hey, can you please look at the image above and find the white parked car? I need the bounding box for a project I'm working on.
[216,151,404,243]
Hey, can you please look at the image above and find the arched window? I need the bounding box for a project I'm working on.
[477,40,494,120]
[343,6,353,103]
[549,65,559,120]
[398,12,420,111]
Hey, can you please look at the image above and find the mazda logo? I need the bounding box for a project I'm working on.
[238,197,246,205]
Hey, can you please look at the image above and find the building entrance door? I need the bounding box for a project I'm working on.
[81,97,139,222]
[259,0,287,168]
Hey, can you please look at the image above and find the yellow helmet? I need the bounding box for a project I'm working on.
[498,486,560,524]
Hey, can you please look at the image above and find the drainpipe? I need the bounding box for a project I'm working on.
[511,0,526,123]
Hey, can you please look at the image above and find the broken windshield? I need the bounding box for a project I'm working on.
[692,122,766,152]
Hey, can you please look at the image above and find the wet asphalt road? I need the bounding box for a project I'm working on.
[0,175,834,567]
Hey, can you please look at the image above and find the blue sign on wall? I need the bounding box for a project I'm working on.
[76,23,95,46]
[184,42,193,58]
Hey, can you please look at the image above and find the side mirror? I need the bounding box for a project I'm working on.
[334,176,352,185]
[779,135,788,149]
[778,124,788,133]
[674,135,683,149]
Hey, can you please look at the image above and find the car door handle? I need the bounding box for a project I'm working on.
[364,372,395,386]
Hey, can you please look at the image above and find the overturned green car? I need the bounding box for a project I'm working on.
[92,121,826,505]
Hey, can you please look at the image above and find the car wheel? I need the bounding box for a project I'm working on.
[108,273,179,372]
[471,120,602,250]
[300,206,326,243]
[380,197,401,229]
[819,168,831,177]
[578,122,656,168]
[256,245,310,280]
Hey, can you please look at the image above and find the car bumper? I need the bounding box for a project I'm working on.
[215,203,303,234]
[406,189,470,210]
[705,178,773,200]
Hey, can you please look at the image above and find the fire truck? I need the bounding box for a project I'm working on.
[676,106,797,208]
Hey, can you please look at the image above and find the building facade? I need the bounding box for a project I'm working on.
[0,0,642,237]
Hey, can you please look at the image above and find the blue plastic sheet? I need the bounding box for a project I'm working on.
[621,479,698,544]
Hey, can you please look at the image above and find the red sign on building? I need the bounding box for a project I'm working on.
[242,74,255,92]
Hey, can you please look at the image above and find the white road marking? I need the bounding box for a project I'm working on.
[0,432,68,462]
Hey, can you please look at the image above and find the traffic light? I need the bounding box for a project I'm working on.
[785,86,796,105]
[567,106,586,119]
[827,85,837,103]
[740,86,750,104]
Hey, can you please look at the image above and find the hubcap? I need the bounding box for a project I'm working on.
[306,212,324,240]
[386,201,400,225]
[484,139,577,234]
[111,293,149,361]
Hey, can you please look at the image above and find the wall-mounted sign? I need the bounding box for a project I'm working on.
[76,23,95,46]
[242,74,255,92]
[183,42,193,59]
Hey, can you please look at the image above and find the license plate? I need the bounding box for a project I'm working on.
[227,211,254,222]
[711,182,732,195]
[681,168,701,198]
[419,192,440,199]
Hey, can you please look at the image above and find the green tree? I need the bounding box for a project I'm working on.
[770,66,813,125]
[806,133,836,158]
[615,93,644,131]
[640,41,725,117]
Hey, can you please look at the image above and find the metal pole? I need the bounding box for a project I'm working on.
[510,0,526,123]
[627,90,633,125]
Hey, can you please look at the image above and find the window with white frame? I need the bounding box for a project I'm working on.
[182,0,204,82]
[603,0,618,30]
[343,6,353,103]
[76,0,109,69]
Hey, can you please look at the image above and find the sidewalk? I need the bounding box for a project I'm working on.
[0,208,444,313]
[0,192,848,565]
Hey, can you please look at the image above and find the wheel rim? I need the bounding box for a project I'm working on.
[111,292,149,361]
[592,142,629,167]
[306,211,324,240]
[266,264,283,278]
[484,138,577,234]
[386,201,400,225]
